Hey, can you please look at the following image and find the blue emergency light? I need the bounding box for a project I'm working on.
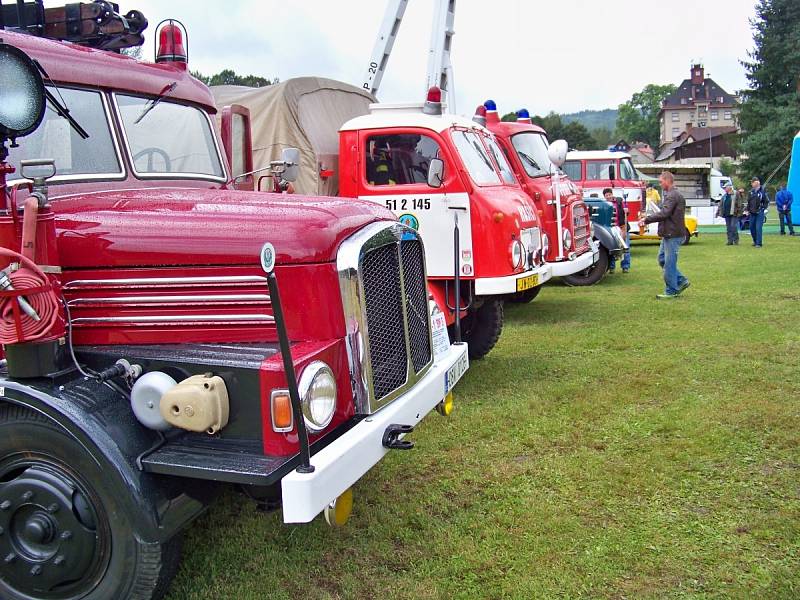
[516,108,530,119]
[483,99,497,111]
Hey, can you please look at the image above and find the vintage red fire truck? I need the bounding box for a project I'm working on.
[480,103,602,285]
[337,89,552,358]
[0,4,468,599]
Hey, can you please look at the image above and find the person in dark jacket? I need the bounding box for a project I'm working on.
[717,183,744,244]
[775,183,795,236]
[604,188,630,273]
[642,171,689,299]
[747,177,770,247]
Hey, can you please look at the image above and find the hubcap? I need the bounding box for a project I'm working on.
[0,462,106,598]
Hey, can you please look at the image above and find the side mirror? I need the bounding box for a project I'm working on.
[547,139,568,168]
[0,43,46,143]
[427,158,444,188]
[279,147,300,183]
[608,165,616,181]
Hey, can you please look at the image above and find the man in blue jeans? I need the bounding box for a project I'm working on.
[747,177,769,247]
[775,183,795,236]
[641,171,689,299]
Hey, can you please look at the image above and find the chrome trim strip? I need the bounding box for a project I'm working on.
[64,276,268,289]
[337,221,434,414]
[111,92,228,183]
[71,314,274,325]
[67,294,270,306]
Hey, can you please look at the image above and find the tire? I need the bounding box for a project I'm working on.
[461,298,504,360]
[507,285,542,303]
[682,227,692,245]
[0,404,182,600]
[562,247,609,287]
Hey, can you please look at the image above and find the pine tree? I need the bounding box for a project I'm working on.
[738,0,800,183]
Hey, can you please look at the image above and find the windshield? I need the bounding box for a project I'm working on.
[563,160,581,181]
[586,160,615,180]
[485,137,516,184]
[7,86,121,181]
[115,94,224,179]
[620,158,637,180]
[451,130,500,185]
[511,132,554,178]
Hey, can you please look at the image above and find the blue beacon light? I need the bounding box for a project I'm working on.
[483,99,497,111]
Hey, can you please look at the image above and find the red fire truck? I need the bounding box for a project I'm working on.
[0,4,468,599]
[481,104,602,285]
[337,89,552,359]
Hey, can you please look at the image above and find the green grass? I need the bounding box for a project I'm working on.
[166,232,800,600]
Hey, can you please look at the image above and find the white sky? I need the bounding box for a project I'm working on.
[79,1,758,118]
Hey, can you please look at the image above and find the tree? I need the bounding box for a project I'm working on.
[531,112,597,150]
[500,111,518,122]
[591,127,614,149]
[191,69,277,88]
[616,83,677,149]
[738,0,800,183]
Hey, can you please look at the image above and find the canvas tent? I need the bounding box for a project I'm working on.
[211,78,375,197]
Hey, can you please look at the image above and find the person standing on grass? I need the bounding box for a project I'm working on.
[641,171,689,299]
[717,183,744,245]
[747,177,770,247]
[605,188,631,273]
[775,183,795,236]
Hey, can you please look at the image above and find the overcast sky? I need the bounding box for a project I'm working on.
[99,1,757,118]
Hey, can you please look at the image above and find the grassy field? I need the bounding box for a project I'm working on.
[166,231,800,600]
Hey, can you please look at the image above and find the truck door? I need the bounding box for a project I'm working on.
[357,129,474,279]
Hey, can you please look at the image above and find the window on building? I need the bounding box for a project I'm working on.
[699,105,707,114]
[724,111,732,120]
[671,112,679,122]
[672,127,679,138]
[717,96,724,103]
[710,111,718,120]
[680,98,687,105]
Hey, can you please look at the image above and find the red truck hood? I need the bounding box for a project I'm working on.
[52,188,393,268]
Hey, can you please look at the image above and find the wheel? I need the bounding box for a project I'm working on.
[682,227,692,245]
[562,247,609,287]
[132,147,172,172]
[507,285,542,303]
[460,298,504,360]
[0,405,182,600]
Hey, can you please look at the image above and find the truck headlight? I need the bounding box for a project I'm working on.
[510,239,524,270]
[299,361,337,432]
[562,229,573,251]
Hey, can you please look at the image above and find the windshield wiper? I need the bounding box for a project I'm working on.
[134,82,178,124]
[518,150,542,172]
[33,60,89,140]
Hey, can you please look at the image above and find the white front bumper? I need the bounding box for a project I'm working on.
[549,244,598,277]
[473,263,552,296]
[281,342,469,523]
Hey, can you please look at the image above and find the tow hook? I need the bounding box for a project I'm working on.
[382,424,414,450]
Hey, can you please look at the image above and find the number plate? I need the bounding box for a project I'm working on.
[516,273,539,292]
[445,351,468,394]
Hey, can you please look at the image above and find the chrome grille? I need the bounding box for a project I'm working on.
[400,240,432,372]
[572,203,591,251]
[361,244,408,399]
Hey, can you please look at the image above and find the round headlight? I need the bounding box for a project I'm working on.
[562,229,573,251]
[0,43,46,139]
[509,239,524,270]
[541,233,550,258]
[299,361,337,432]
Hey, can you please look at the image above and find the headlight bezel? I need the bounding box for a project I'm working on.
[562,229,573,251]
[298,360,337,432]
[509,239,525,270]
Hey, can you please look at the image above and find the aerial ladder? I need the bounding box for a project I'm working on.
[361,0,457,112]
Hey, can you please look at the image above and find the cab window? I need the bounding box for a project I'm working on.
[563,160,582,181]
[586,160,615,180]
[7,87,122,181]
[451,130,501,185]
[619,157,637,180]
[365,133,440,186]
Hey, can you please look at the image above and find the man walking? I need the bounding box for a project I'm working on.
[747,177,770,247]
[775,183,795,236]
[642,171,689,299]
[717,183,744,245]
[604,188,630,273]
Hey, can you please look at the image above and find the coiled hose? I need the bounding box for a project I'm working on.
[0,247,60,344]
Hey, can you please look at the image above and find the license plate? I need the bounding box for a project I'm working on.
[445,352,468,394]
[516,273,539,292]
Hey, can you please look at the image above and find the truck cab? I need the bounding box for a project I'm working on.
[338,89,552,359]
[481,104,602,286]
[0,10,467,599]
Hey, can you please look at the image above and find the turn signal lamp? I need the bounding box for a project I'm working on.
[423,86,443,115]
[155,20,188,66]
[270,389,293,432]
[493,211,504,223]
[473,105,487,126]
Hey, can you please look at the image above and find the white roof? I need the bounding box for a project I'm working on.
[340,103,489,134]
[566,150,632,160]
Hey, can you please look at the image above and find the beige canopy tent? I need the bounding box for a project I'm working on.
[211,78,375,196]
